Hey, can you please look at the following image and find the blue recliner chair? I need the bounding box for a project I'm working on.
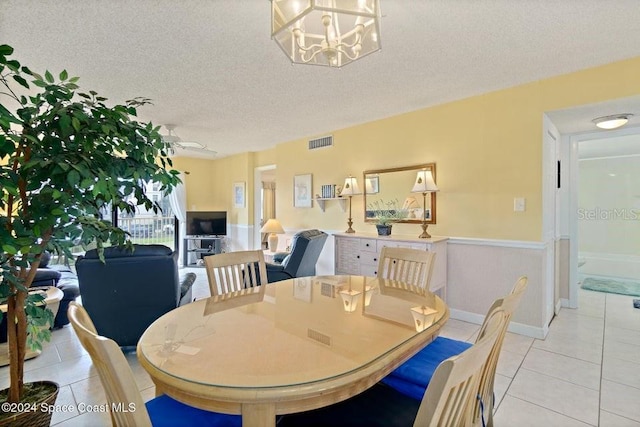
[75,244,195,348]
[265,229,328,283]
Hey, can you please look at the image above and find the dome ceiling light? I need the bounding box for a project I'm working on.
[592,114,633,130]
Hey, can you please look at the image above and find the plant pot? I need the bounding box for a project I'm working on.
[376,224,392,236]
[0,381,59,427]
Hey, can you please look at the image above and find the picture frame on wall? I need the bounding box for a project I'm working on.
[365,176,379,194]
[294,174,313,208]
[233,182,245,208]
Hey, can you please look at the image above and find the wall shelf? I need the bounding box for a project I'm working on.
[315,197,347,213]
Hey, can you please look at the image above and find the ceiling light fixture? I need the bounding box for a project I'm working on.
[592,114,633,130]
[271,0,382,68]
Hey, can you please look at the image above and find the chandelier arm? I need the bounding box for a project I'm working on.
[335,26,364,50]
[294,38,324,53]
[335,46,359,61]
[299,47,324,63]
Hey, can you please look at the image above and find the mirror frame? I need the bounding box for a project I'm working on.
[363,163,437,224]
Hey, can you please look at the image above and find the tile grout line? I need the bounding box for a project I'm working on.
[493,336,533,415]
[597,293,608,427]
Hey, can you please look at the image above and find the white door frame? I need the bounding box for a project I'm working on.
[253,164,276,250]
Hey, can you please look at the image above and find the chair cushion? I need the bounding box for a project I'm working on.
[146,394,241,427]
[381,336,472,400]
[278,383,419,427]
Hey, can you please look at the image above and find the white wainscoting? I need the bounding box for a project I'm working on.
[446,238,551,339]
[243,228,553,338]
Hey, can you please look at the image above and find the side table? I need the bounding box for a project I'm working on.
[0,286,64,366]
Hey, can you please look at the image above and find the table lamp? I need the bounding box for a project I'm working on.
[410,305,438,332]
[410,169,439,238]
[260,219,285,252]
[339,176,361,233]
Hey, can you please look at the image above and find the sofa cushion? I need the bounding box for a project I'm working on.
[82,244,173,259]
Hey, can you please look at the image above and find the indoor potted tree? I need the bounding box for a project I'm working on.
[0,44,179,425]
[366,198,408,235]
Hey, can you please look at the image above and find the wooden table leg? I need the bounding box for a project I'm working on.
[241,403,276,427]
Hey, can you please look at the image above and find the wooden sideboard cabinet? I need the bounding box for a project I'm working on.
[334,233,448,298]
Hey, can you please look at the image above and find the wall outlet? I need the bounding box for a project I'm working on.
[514,197,526,212]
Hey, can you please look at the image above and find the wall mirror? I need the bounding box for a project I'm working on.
[363,163,437,224]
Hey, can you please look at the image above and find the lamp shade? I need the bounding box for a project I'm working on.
[260,218,285,234]
[340,176,361,196]
[411,170,439,193]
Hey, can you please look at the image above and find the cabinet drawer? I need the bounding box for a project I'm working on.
[359,252,380,266]
[359,238,378,252]
[359,264,378,277]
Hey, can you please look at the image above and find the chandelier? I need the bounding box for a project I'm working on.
[271,0,382,68]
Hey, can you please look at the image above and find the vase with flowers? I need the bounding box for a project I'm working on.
[366,199,408,236]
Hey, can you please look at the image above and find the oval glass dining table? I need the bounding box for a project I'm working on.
[137,275,449,427]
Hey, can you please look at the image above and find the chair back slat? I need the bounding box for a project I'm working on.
[68,302,152,427]
[377,247,436,290]
[205,250,268,296]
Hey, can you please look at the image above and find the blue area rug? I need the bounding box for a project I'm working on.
[581,277,640,297]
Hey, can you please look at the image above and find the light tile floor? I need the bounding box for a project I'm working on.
[2,272,639,426]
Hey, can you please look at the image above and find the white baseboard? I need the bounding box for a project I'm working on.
[450,308,547,339]
[555,299,563,314]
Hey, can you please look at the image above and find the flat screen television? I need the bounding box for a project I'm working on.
[186,211,227,236]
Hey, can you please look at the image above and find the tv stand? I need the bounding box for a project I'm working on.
[183,236,223,267]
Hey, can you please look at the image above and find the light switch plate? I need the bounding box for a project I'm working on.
[514,197,526,212]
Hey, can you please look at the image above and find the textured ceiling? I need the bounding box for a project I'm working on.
[2,1,640,159]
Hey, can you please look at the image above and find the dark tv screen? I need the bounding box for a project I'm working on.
[186,211,227,236]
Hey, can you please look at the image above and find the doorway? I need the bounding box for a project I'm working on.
[565,126,640,303]
[253,165,276,250]
[576,132,640,288]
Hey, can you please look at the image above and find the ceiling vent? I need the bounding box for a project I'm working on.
[308,135,333,150]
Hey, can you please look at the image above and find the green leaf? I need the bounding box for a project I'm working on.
[67,170,80,186]
[12,74,29,89]
[2,244,17,255]
[6,59,20,71]
[45,70,54,83]
[0,103,21,124]
[0,44,14,55]
[59,69,68,81]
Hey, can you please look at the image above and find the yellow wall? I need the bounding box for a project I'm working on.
[181,56,640,242]
[172,153,254,225]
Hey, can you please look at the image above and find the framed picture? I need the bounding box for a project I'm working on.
[293,277,312,302]
[233,182,245,208]
[294,174,313,208]
[365,176,379,194]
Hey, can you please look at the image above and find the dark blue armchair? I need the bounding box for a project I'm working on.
[266,229,328,283]
[75,244,195,348]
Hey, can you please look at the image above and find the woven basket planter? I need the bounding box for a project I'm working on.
[0,381,59,427]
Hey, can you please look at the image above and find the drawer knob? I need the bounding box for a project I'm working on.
[357,255,360,259]
[373,258,377,262]
[366,243,370,247]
